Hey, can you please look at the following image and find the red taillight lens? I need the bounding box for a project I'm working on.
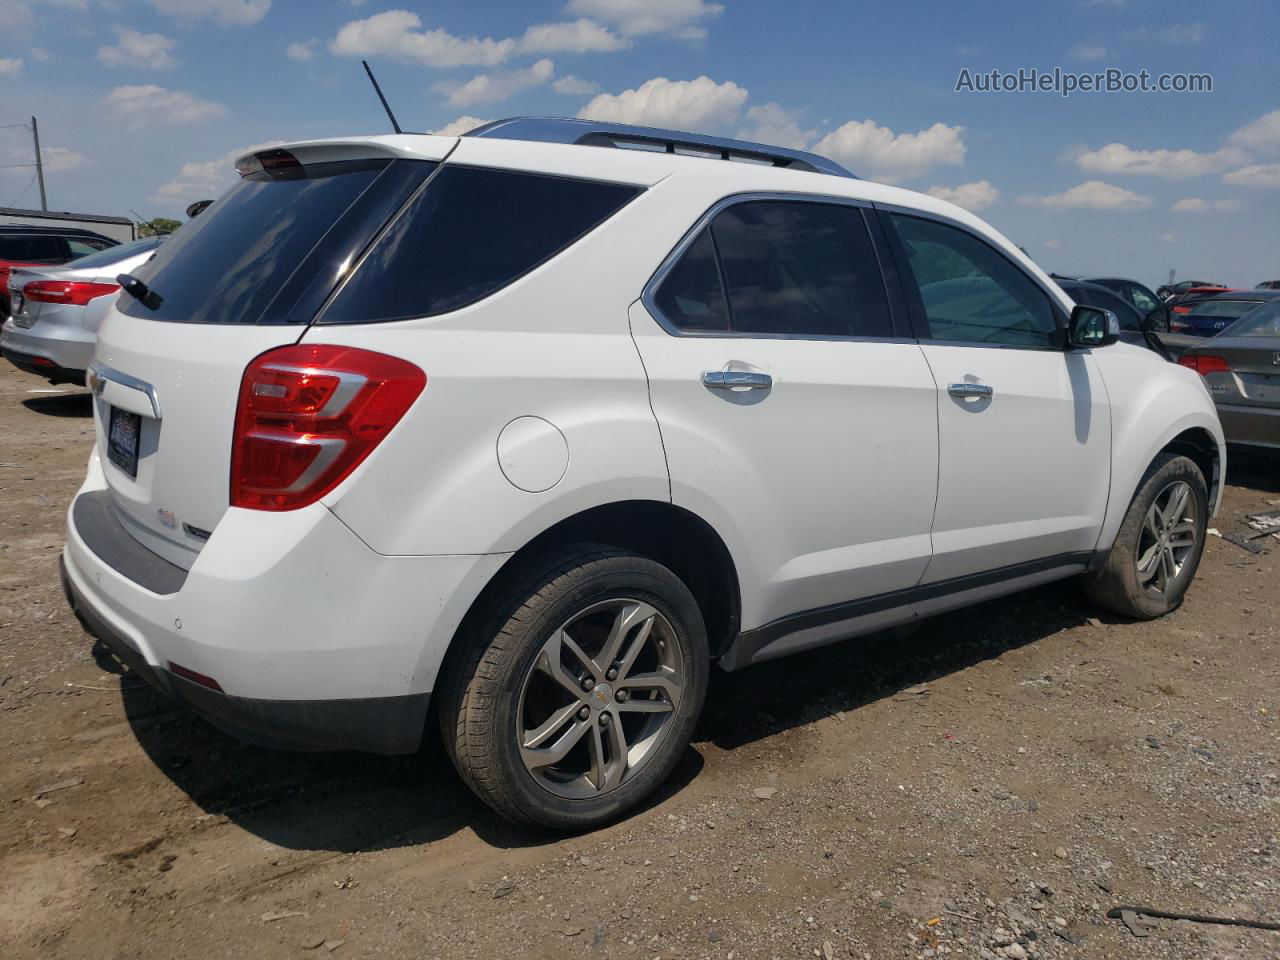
[1178,354,1231,376]
[24,280,120,306]
[230,344,425,511]
[1171,305,1192,315]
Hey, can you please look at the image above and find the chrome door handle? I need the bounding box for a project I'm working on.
[947,382,993,400]
[703,370,772,389]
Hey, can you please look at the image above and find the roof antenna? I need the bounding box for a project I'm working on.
[362,60,403,135]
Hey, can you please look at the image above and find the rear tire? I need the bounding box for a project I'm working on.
[438,544,708,831]
[1082,453,1208,619]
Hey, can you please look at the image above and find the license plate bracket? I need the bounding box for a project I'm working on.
[107,406,141,478]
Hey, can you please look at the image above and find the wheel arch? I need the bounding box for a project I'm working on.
[434,499,743,706]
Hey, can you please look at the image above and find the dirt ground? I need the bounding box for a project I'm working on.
[1,362,1277,960]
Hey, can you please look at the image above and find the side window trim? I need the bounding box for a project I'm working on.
[872,203,1071,351]
[642,191,915,343]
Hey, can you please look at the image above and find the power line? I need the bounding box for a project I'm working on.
[5,170,38,208]
[0,122,32,130]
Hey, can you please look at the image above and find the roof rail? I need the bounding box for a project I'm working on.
[463,117,857,179]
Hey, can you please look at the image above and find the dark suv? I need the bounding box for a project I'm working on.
[0,226,118,322]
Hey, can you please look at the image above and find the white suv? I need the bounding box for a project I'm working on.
[61,118,1225,829]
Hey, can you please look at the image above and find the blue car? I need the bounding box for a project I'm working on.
[1169,290,1280,337]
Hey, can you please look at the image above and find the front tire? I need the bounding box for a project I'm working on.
[1082,453,1208,619]
[438,545,708,830]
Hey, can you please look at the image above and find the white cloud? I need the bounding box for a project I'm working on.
[926,180,1000,212]
[150,140,285,205]
[1019,180,1152,210]
[736,103,814,150]
[579,75,747,130]
[812,119,966,183]
[330,10,514,67]
[0,57,22,75]
[1044,239,1061,249]
[564,0,723,39]
[1171,197,1242,213]
[440,59,555,108]
[1070,43,1107,60]
[97,27,178,70]
[1228,109,1280,156]
[428,116,488,137]
[149,0,270,26]
[1074,142,1246,178]
[30,47,50,61]
[286,39,317,61]
[105,85,226,127]
[1222,163,1280,189]
[1160,233,1176,243]
[516,19,626,54]
[1158,22,1205,44]
[0,142,84,176]
[552,75,599,95]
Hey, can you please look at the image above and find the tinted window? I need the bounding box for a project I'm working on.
[654,228,729,331]
[119,158,412,324]
[1125,283,1160,314]
[66,237,113,256]
[323,166,641,323]
[708,201,891,338]
[1069,285,1141,331]
[1187,299,1264,319]
[68,235,163,270]
[0,234,64,262]
[1224,300,1280,337]
[890,214,1057,347]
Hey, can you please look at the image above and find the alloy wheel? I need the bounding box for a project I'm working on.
[1136,480,1198,596]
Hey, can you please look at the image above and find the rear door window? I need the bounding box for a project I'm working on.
[710,201,892,338]
[67,237,114,256]
[321,166,641,323]
[0,234,64,262]
[119,157,433,324]
[652,228,730,332]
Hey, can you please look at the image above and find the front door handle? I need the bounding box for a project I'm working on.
[947,382,993,400]
[703,370,772,390]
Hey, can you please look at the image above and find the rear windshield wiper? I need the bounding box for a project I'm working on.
[117,273,163,311]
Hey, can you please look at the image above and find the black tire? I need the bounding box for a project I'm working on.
[437,544,708,830]
[1082,453,1209,619]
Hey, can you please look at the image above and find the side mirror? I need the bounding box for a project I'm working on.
[1069,305,1120,348]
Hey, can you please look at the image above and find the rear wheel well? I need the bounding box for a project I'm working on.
[1160,428,1220,503]
[441,501,741,691]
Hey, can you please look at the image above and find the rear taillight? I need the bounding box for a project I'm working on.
[24,280,120,306]
[230,344,425,511]
[1171,305,1192,314]
[1178,354,1231,376]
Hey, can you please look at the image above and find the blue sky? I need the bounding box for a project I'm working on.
[1,0,1277,288]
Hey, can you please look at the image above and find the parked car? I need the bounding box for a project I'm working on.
[1080,276,1163,316]
[1178,298,1280,448]
[1164,290,1280,337]
[1,235,166,385]
[0,225,119,322]
[1156,279,1225,302]
[59,120,1225,829]
[1257,280,1280,290]
[1053,278,1151,348]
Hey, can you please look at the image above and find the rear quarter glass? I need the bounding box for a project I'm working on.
[117,158,436,325]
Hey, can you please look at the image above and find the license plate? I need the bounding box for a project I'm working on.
[107,406,141,478]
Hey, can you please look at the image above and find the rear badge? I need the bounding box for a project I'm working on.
[157,508,178,529]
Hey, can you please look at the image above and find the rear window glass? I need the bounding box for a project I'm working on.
[119,158,414,324]
[1188,299,1263,319]
[0,234,64,262]
[1224,300,1280,337]
[69,235,163,270]
[321,166,641,324]
[653,228,729,332]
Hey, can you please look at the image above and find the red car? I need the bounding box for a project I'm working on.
[0,226,118,322]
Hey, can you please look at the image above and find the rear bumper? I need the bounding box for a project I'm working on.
[1217,403,1280,450]
[1,318,92,384]
[60,556,430,753]
[62,450,510,754]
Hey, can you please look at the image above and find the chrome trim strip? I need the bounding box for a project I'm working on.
[87,361,162,419]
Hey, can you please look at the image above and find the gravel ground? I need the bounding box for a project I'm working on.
[1,363,1277,960]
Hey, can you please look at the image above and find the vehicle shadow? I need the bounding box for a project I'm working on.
[105,578,1092,855]
[22,392,92,417]
[1225,445,1280,495]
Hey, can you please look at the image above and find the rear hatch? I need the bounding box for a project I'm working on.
[87,140,449,569]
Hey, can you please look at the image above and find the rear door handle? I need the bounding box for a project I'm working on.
[703,370,772,390]
[947,382,993,400]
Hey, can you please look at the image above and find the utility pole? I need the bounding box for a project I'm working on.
[31,115,47,211]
